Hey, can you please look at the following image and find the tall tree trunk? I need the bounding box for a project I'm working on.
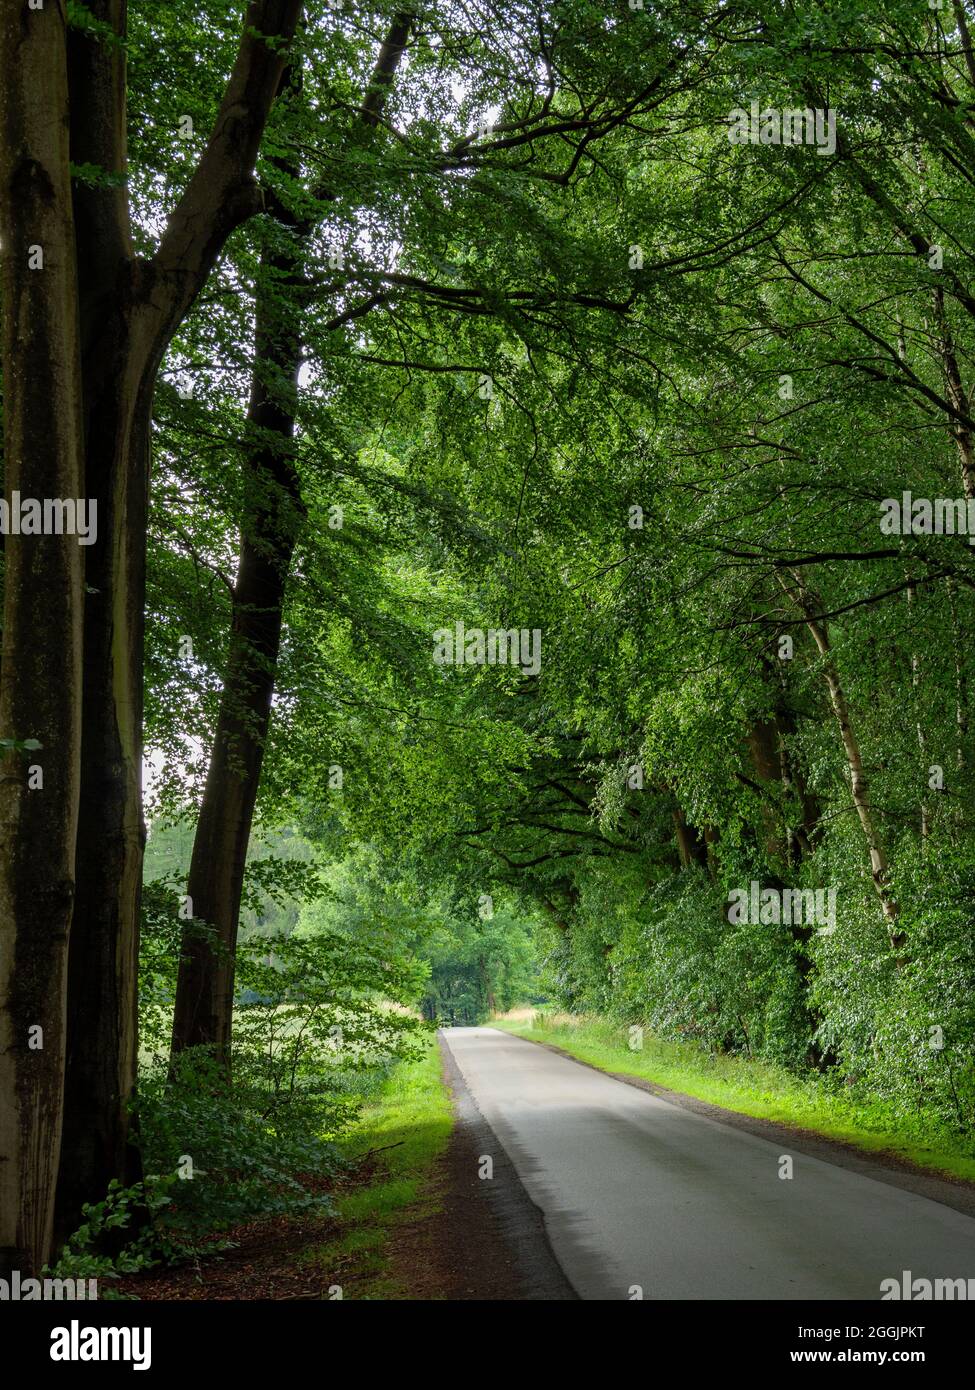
[170,14,414,1065]
[55,331,159,1241]
[0,0,86,1275]
[170,237,303,1063]
[55,0,148,1246]
[50,0,304,1241]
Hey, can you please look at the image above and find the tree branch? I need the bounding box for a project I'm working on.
[144,0,304,336]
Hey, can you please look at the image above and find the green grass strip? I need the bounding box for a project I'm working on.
[306,1034,453,1298]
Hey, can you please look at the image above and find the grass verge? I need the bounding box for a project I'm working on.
[305,1033,453,1298]
[493,1010,975,1183]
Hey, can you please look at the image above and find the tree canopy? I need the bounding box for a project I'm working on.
[4,0,975,1278]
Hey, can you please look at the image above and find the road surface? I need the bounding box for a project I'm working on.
[440,1026,975,1300]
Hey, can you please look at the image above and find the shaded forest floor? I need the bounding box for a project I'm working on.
[117,1033,533,1300]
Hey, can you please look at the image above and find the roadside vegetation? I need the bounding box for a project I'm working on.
[306,1037,453,1299]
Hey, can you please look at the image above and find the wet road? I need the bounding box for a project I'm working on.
[440,1026,975,1300]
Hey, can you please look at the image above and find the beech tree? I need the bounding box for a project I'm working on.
[0,0,303,1275]
[170,16,413,1064]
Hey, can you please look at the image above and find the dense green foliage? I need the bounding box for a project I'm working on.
[30,0,975,1267]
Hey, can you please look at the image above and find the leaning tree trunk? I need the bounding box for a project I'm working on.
[169,236,303,1065]
[170,14,414,1066]
[0,2,86,1276]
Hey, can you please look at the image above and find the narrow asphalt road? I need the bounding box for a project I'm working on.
[440,1026,975,1300]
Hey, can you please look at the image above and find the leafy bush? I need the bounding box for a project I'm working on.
[127,883,429,1251]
